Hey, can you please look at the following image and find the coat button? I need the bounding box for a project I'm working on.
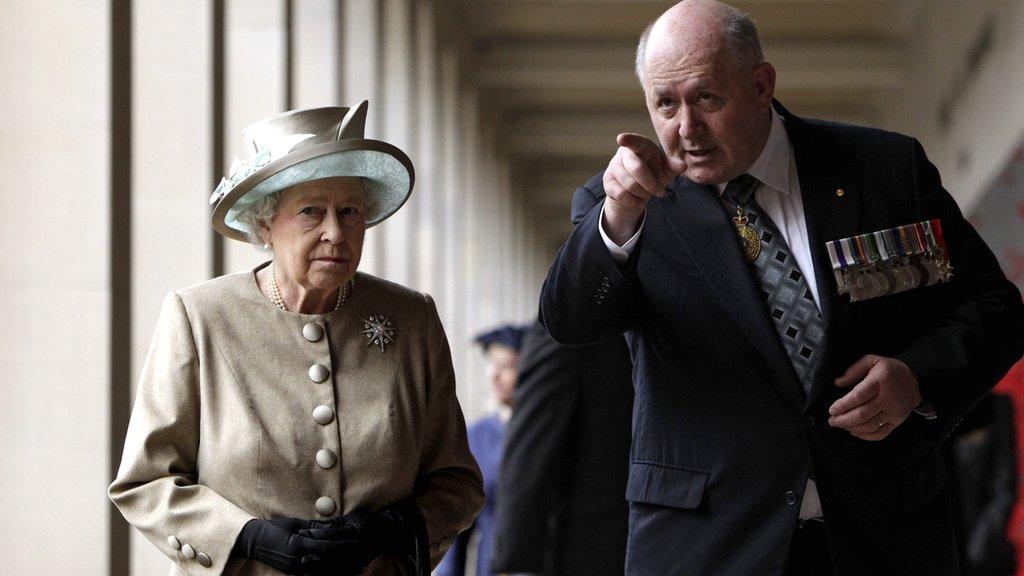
[313,405,335,425]
[803,415,815,429]
[303,322,324,342]
[182,543,196,559]
[196,553,212,567]
[785,491,799,506]
[316,449,337,469]
[315,496,337,516]
[167,535,181,550]
[308,363,330,383]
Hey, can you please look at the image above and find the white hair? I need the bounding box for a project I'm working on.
[234,191,282,252]
[635,5,764,88]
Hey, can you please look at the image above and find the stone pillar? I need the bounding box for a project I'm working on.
[379,0,417,287]
[341,0,384,276]
[222,0,287,273]
[129,1,215,572]
[414,0,441,298]
[0,1,112,573]
[293,0,341,109]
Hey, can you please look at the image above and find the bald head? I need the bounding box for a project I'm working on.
[635,0,763,88]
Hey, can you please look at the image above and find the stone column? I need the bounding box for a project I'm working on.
[129,1,215,572]
[222,0,287,273]
[0,1,112,573]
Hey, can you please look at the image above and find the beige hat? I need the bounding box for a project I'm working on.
[210,101,414,242]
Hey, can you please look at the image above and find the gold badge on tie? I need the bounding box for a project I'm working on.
[733,205,761,262]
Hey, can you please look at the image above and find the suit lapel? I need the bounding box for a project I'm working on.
[774,101,862,410]
[656,178,805,410]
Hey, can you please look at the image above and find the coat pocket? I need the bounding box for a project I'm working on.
[625,460,709,510]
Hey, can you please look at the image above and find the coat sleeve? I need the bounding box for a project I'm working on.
[539,173,645,346]
[433,521,471,576]
[489,321,582,574]
[108,292,254,576]
[414,294,485,568]
[895,139,1024,438]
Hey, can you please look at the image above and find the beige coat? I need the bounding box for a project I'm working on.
[109,265,484,576]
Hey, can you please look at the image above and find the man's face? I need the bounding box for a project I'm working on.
[643,36,774,185]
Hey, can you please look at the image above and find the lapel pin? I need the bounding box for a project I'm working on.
[836,188,845,197]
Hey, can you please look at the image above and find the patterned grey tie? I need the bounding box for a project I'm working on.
[722,174,824,395]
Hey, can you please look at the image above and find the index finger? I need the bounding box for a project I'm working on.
[616,132,658,155]
[617,133,674,189]
[298,528,360,545]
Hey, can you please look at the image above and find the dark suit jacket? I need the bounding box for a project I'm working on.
[490,320,633,576]
[539,101,1024,576]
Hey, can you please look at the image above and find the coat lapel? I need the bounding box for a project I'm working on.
[656,177,805,410]
[774,101,862,410]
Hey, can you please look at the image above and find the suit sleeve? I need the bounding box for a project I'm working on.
[540,173,645,346]
[489,322,583,573]
[895,139,1024,436]
[414,294,485,569]
[108,292,254,576]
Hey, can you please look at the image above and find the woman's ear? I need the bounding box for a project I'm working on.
[258,221,272,248]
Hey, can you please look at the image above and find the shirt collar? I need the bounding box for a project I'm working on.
[715,107,793,195]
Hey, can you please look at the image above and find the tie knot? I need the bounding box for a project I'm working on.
[722,173,759,207]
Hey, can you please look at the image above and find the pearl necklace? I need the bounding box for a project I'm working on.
[267,262,350,312]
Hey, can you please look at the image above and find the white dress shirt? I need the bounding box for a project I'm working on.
[599,108,824,519]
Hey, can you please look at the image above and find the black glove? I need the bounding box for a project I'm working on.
[231,517,366,575]
[298,502,428,573]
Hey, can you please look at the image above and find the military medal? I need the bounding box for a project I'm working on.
[733,205,761,262]
[825,219,953,302]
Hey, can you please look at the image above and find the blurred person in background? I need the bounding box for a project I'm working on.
[490,320,633,576]
[995,360,1024,576]
[109,102,483,576]
[437,325,524,576]
[945,392,1017,576]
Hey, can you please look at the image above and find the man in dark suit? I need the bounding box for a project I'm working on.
[489,321,633,576]
[539,1,1024,574]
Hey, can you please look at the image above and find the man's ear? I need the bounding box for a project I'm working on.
[752,62,776,105]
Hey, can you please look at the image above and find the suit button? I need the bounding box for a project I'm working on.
[316,449,337,469]
[182,543,196,559]
[167,535,181,550]
[803,415,815,429]
[309,363,330,383]
[785,491,799,506]
[313,405,335,425]
[316,496,337,516]
[196,553,212,567]
[303,322,324,342]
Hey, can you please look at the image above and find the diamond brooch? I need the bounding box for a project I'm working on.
[361,314,396,353]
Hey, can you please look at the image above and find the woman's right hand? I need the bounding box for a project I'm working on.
[232,517,368,575]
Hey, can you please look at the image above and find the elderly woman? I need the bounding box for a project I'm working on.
[109,102,484,576]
